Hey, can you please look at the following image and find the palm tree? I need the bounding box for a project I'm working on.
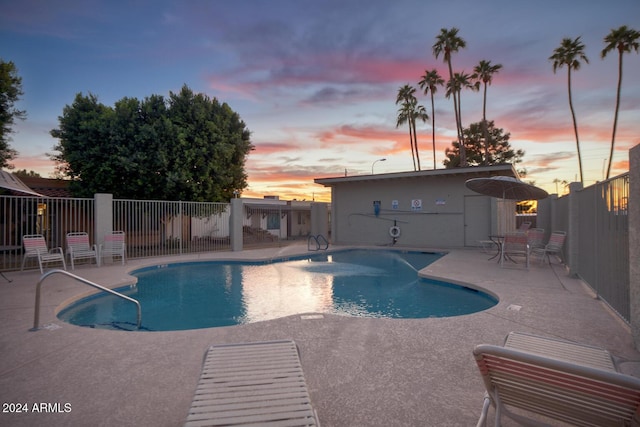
[396,85,418,170]
[396,85,427,171]
[472,60,503,165]
[601,25,640,179]
[433,28,467,166]
[418,69,445,169]
[446,72,477,158]
[550,36,589,185]
[411,103,429,171]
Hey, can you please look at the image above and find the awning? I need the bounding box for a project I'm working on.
[0,170,45,197]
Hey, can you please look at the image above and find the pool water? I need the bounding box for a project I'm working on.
[57,249,497,331]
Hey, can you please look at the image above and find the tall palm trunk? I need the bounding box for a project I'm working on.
[606,51,624,180]
[481,82,490,165]
[567,68,584,184]
[430,93,436,169]
[412,117,421,170]
[447,59,465,166]
[456,90,465,164]
[408,120,416,171]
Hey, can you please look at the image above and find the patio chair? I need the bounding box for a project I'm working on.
[473,338,640,427]
[66,232,99,270]
[184,340,319,427]
[526,227,545,251]
[531,230,566,265]
[21,234,67,273]
[99,231,126,265]
[517,221,531,231]
[500,232,529,269]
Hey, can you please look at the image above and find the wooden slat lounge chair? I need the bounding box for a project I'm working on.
[21,234,67,273]
[66,232,99,269]
[473,332,640,427]
[99,231,126,265]
[184,340,319,427]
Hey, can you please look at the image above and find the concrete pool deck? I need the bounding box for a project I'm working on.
[1,244,639,427]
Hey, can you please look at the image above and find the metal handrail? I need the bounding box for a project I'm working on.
[307,234,329,251]
[316,234,329,250]
[30,269,141,331]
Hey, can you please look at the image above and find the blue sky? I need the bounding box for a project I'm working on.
[2,0,639,201]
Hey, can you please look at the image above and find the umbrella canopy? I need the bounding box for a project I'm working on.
[0,170,45,197]
[465,176,548,201]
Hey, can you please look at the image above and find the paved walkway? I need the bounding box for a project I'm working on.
[1,244,639,426]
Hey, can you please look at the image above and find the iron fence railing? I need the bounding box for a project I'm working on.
[1,195,94,271]
[577,175,629,321]
[1,195,312,272]
[550,173,629,323]
[113,199,231,258]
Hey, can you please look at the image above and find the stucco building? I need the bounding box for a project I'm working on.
[315,164,519,248]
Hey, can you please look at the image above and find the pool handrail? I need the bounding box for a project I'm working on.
[307,234,329,251]
[30,269,141,331]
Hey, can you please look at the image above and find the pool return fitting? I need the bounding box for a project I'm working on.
[30,269,142,331]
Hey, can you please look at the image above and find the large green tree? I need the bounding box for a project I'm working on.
[550,37,588,184]
[418,68,444,169]
[50,85,253,201]
[443,121,524,168]
[601,25,640,179]
[0,59,26,169]
[433,28,467,166]
[472,60,503,165]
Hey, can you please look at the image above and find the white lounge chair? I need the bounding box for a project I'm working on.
[66,232,99,269]
[526,228,545,252]
[99,231,126,265]
[473,334,640,427]
[531,230,566,264]
[184,340,319,427]
[21,234,67,273]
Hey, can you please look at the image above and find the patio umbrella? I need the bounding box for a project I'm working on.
[466,176,548,236]
[465,176,548,201]
[0,170,44,197]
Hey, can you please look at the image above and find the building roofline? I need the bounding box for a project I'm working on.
[314,164,518,186]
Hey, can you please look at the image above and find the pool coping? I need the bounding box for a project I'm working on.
[56,248,497,331]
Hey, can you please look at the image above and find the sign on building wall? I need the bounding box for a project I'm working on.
[411,199,422,211]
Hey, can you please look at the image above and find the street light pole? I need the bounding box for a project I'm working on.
[371,158,386,174]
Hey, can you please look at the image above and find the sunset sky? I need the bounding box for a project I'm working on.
[2,0,639,202]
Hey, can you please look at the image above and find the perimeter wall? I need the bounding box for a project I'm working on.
[538,143,638,350]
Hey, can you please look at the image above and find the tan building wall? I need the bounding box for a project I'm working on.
[316,165,518,248]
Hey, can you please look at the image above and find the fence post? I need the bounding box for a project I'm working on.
[229,198,243,251]
[94,193,113,247]
[629,144,640,351]
[567,182,582,277]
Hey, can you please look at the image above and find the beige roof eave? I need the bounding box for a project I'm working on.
[314,164,518,187]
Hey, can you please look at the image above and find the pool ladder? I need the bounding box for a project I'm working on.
[307,234,329,251]
[30,269,142,331]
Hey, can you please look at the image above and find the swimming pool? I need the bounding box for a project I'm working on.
[57,249,497,331]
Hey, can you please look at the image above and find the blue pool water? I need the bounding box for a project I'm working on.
[57,249,497,331]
